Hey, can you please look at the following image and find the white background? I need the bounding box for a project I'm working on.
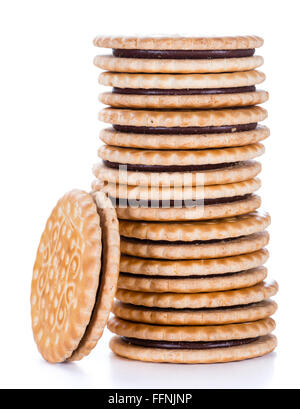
[0,0,299,389]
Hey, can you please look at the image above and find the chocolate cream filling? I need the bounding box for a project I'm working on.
[121,235,246,246]
[120,270,249,280]
[110,194,252,209]
[113,86,256,96]
[113,122,258,135]
[104,160,240,172]
[113,49,256,60]
[119,302,260,313]
[122,337,259,350]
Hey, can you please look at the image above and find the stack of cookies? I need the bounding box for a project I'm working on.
[93,35,278,364]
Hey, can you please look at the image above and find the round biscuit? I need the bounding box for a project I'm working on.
[103,178,261,201]
[94,55,264,74]
[99,70,265,89]
[115,280,279,309]
[100,90,269,109]
[93,35,264,50]
[120,248,269,277]
[115,194,261,221]
[118,266,268,293]
[120,231,269,260]
[98,143,265,167]
[99,106,267,127]
[31,190,102,363]
[113,300,278,325]
[108,316,275,342]
[100,126,270,150]
[93,161,262,187]
[119,211,271,242]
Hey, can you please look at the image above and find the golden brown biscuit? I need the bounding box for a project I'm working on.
[93,161,262,187]
[118,266,268,293]
[69,192,120,361]
[99,70,265,89]
[102,178,261,201]
[98,144,265,166]
[116,194,261,221]
[108,316,275,342]
[116,280,278,309]
[100,126,270,150]
[31,190,120,363]
[113,299,277,325]
[93,35,264,50]
[94,55,264,74]
[99,106,267,127]
[119,212,271,242]
[120,248,268,277]
[100,90,268,109]
[31,190,102,363]
[120,231,269,260]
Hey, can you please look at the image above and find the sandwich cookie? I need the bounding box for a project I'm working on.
[118,266,268,293]
[30,190,120,363]
[99,125,270,150]
[116,280,278,309]
[94,35,264,74]
[120,248,268,277]
[93,161,262,187]
[108,316,276,364]
[119,211,270,259]
[99,71,267,109]
[109,334,277,364]
[113,299,278,326]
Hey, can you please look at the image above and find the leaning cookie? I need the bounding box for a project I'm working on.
[30,190,120,363]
